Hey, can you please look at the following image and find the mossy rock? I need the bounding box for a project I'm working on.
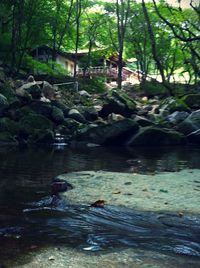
[160,97,190,113]
[112,90,136,111]
[0,118,20,135]
[63,118,83,132]
[76,118,139,145]
[14,106,36,121]
[26,84,42,100]
[51,106,65,124]
[0,93,8,107]
[100,90,136,117]
[127,126,185,146]
[51,100,70,117]
[181,94,200,109]
[19,114,53,135]
[28,129,54,144]
[0,131,16,143]
[0,82,16,103]
[141,81,168,97]
[29,102,53,118]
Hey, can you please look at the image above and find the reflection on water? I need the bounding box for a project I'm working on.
[1,145,200,265]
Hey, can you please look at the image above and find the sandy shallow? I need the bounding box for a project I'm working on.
[58,169,200,213]
[4,169,200,268]
[6,246,200,268]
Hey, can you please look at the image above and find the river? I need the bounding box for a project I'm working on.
[0,145,200,267]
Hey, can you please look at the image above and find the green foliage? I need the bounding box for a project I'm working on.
[0,0,199,84]
[78,77,106,94]
[22,56,66,77]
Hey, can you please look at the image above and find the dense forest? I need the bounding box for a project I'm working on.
[0,0,199,88]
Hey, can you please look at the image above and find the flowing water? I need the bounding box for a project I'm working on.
[0,145,200,267]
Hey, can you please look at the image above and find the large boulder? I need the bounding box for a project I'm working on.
[99,90,136,118]
[181,94,200,109]
[77,106,98,121]
[132,115,155,127]
[26,84,42,100]
[15,88,32,103]
[68,109,87,123]
[127,126,185,146]
[19,114,53,136]
[0,93,8,112]
[29,129,54,144]
[17,82,42,100]
[42,81,55,100]
[29,102,53,118]
[187,129,200,145]
[0,117,20,135]
[51,106,64,124]
[159,97,190,114]
[0,131,17,143]
[76,118,139,145]
[167,111,189,125]
[0,81,16,103]
[51,100,70,117]
[176,110,200,135]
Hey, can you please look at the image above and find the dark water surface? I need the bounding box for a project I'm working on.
[0,145,200,267]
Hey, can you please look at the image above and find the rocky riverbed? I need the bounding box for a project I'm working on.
[1,66,200,147]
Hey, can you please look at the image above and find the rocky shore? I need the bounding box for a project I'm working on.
[1,66,200,147]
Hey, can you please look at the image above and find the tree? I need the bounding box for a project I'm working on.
[116,0,131,89]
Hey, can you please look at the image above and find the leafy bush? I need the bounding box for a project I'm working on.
[78,77,106,94]
[22,56,67,77]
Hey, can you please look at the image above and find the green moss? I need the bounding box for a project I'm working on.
[0,131,16,143]
[112,90,136,111]
[20,114,53,135]
[0,82,16,103]
[0,118,20,135]
[181,94,200,109]
[141,81,168,96]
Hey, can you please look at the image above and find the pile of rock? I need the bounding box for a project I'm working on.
[0,67,200,146]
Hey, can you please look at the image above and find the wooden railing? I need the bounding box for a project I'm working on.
[77,66,141,81]
[77,66,110,76]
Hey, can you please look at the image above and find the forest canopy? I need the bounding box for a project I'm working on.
[0,0,199,86]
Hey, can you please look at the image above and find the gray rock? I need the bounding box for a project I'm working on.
[187,129,200,144]
[99,90,136,118]
[51,106,64,124]
[127,126,185,146]
[27,75,35,83]
[42,81,55,100]
[76,118,139,145]
[79,90,91,97]
[68,109,87,123]
[167,111,189,124]
[176,110,200,135]
[133,115,155,127]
